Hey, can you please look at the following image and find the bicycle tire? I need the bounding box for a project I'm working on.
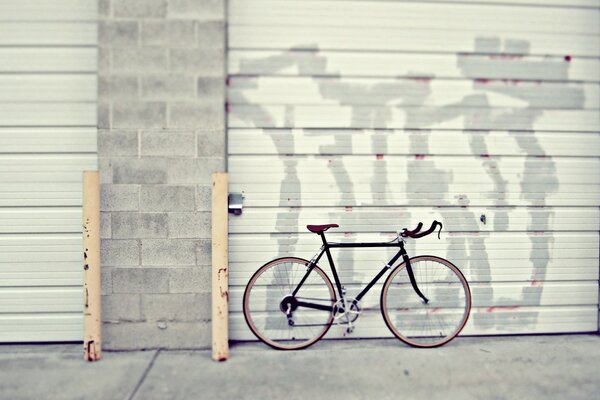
[243,257,336,350]
[380,255,471,348]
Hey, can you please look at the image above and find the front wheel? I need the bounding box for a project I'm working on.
[381,256,471,348]
[243,257,336,350]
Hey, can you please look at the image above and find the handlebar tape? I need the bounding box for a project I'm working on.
[402,220,443,239]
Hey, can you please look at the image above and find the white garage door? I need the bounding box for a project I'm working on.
[227,0,600,341]
[0,0,98,342]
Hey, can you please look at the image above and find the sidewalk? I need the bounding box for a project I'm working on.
[1,335,599,400]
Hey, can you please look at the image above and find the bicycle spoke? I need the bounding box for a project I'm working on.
[244,258,335,350]
[382,256,471,347]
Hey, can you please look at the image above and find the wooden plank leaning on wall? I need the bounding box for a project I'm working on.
[212,172,229,361]
[83,171,101,361]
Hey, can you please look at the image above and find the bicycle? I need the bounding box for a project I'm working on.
[243,220,471,350]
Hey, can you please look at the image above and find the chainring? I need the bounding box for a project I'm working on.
[332,297,361,325]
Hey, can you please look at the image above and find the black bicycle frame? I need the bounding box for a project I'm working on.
[291,232,429,313]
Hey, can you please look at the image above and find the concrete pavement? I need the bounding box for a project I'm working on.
[1,335,599,400]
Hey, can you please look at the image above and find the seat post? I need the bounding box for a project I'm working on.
[319,232,328,246]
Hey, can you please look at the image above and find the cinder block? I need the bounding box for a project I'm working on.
[101,266,113,295]
[197,21,225,50]
[196,77,223,101]
[100,211,112,239]
[168,21,196,46]
[102,320,210,350]
[112,212,168,239]
[165,157,223,185]
[141,238,197,266]
[195,239,211,266]
[139,185,195,211]
[99,75,139,101]
[99,21,138,48]
[100,184,139,211]
[141,75,195,101]
[195,185,211,211]
[141,20,196,47]
[140,130,195,157]
[168,0,224,20]
[112,158,169,184]
[98,102,110,129]
[168,267,210,293]
[113,47,168,73]
[168,102,224,129]
[169,48,224,76]
[197,129,225,157]
[141,293,210,321]
[98,48,111,73]
[98,130,138,156]
[102,294,142,322]
[98,0,110,17]
[98,158,113,184]
[113,102,167,129]
[101,239,141,266]
[113,0,167,18]
[168,212,210,239]
[141,20,167,46]
[112,267,170,294]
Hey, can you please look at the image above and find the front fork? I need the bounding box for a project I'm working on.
[402,252,429,304]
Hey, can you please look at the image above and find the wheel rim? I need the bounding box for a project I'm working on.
[244,258,336,350]
[382,256,471,347]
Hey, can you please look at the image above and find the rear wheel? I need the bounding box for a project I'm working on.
[381,256,471,347]
[243,257,336,350]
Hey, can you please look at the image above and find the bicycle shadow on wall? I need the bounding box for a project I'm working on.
[230,36,585,340]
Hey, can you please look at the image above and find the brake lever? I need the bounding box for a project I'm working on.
[435,220,443,239]
[420,220,443,239]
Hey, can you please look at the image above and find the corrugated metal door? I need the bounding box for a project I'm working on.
[227,0,600,341]
[0,0,98,342]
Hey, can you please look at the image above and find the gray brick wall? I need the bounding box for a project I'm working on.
[98,0,225,349]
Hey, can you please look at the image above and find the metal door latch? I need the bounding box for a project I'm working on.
[228,192,244,215]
